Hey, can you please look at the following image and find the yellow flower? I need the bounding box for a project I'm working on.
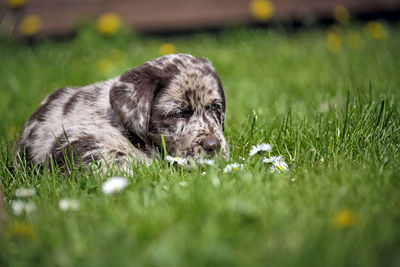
[366,21,387,41]
[97,50,127,76]
[7,0,27,8]
[333,5,350,24]
[19,14,42,36]
[9,126,17,136]
[249,0,275,21]
[331,209,356,228]
[346,31,362,49]
[9,221,35,239]
[97,58,114,75]
[329,24,343,35]
[96,13,122,36]
[159,43,176,55]
[326,32,342,53]
[109,49,127,63]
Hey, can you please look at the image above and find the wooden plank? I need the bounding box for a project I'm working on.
[1,0,400,36]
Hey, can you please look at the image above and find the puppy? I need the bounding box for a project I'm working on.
[14,54,228,170]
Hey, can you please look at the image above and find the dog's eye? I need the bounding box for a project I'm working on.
[210,103,220,111]
[171,110,191,119]
[172,112,185,118]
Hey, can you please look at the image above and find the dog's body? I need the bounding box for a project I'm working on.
[14,54,228,169]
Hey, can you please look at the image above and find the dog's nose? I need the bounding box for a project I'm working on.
[201,138,220,154]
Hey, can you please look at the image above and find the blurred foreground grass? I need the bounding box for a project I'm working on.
[0,22,399,267]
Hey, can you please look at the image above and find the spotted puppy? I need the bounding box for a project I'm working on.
[14,54,228,170]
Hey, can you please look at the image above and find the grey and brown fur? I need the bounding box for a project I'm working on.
[14,54,228,170]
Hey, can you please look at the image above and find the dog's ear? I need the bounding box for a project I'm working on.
[110,63,171,141]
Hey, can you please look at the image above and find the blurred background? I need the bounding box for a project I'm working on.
[1,0,400,37]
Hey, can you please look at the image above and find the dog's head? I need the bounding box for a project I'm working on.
[110,54,228,160]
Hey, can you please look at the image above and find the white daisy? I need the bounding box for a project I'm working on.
[249,143,272,156]
[59,198,80,211]
[263,156,289,172]
[101,177,128,195]
[15,188,36,198]
[262,155,283,163]
[179,181,188,187]
[211,176,221,187]
[197,159,215,166]
[223,163,244,173]
[24,202,36,213]
[11,200,24,215]
[12,200,36,215]
[165,155,188,166]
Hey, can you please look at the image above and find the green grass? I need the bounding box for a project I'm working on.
[1,22,400,267]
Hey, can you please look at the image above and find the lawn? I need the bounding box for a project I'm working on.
[0,21,400,267]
